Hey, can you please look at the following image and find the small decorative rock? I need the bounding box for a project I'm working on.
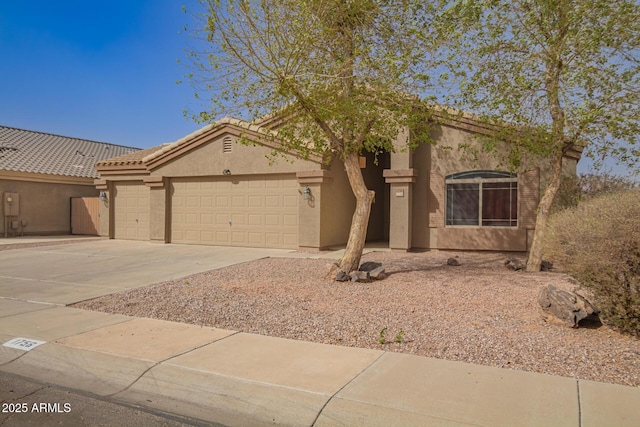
[540,260,553,271]
[538,284,600,328]
[369,266,387,279]
[447,257,461,266]
[335,270,350,282]
[505,257,525,271]
[350,270,370,282]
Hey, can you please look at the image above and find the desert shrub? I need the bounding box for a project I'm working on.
[544,189,640,337]
[552,176,581,212]
[578,172,639,199]
[553,173,639,213]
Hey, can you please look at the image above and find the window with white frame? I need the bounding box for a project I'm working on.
[445,170,518,227]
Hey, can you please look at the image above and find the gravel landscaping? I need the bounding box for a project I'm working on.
[74,250,640,387]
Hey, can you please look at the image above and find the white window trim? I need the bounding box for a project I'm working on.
[445,173,518,228]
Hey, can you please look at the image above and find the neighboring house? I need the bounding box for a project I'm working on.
[0,125,138,236]
[95,114,582,252]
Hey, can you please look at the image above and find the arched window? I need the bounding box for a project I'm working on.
[445,170,518,227]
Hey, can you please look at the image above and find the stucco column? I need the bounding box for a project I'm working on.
[384,169,417,251]
[94,179,110,237]
[144,176,167,243]
[296,170,333,249]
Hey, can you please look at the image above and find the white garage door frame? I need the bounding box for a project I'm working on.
[170,174,298,249]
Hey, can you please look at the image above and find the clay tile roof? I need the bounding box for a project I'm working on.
[94,145,166,167]
[0,125,139,179]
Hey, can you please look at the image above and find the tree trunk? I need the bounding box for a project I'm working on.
[528,51,566,272]
[339,151,375,274]
[526,151,563,272]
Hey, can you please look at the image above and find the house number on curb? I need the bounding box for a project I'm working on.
[3,337,46,351]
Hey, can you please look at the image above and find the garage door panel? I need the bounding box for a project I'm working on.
[283,233,297,246]
[216,231,230,243]
[248,214,263,226]
[114,182,149,241]
[231,196,245,207]
[232,231,247,244]
[247,195,263,208]
[247,232,266,246]
[265,196,280,207]
[265,214,280,226]
[231,213,245,225]
[216,214,228,225]
[171,175,298,248]
[201,213,213,224]
[283,214,297,226]
[283,195,297,207]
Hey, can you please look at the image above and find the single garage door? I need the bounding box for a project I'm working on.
[171,175,298,248]
[113,182,150,240]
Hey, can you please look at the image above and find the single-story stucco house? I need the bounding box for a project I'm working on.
[94,113,582,252]
[0,125,138,236]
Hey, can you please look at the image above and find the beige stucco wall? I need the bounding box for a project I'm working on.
[150,135,320,177]
[410,142,432,248]
[95,119,578,253]
[409,123,545,251]
[1,178,98,235]
[318,159,356,248]
[149,184,167,243]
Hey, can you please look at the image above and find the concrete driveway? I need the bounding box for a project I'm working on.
[0,239,295,306]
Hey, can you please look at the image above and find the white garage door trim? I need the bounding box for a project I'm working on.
[113,182,150,241]
[171,175,298,249]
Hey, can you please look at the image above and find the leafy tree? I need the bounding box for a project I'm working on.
[447,0,640,271]
[183,0,443,274]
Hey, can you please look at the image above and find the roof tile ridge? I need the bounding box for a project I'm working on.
[0,124,140,151]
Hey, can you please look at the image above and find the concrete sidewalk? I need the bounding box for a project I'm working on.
[1,240,639,426]
[1,304,639,426]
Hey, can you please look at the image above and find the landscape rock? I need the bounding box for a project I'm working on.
[350,270,370,282]
[447,257,461,266]
[540,260,554,271]
[505,257,525,271]
[359,261,383,272]
[369,266,387,280]
[538,284,600,328]
[335,270,350,282]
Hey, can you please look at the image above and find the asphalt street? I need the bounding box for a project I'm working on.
[0,371,223,427]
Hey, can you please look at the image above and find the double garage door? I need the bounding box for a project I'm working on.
[170,175,298,248]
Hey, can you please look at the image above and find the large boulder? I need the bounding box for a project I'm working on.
[538,284,600,328]
[350,270,370,282]
[369,266,387,279]
[359,261,383,272]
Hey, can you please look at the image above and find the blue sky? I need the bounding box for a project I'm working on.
[0,0,206,149]
[0,1,631,176]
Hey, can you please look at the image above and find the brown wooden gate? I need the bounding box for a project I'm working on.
[71,197,100,235]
